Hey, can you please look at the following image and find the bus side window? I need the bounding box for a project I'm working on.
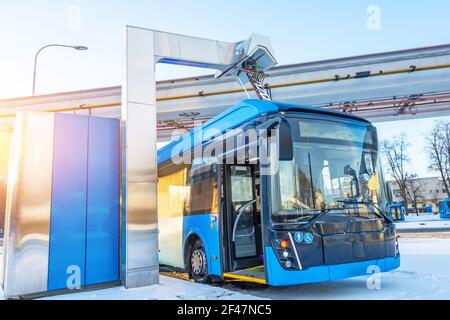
[187,164,219,216]
[157,164,190,219]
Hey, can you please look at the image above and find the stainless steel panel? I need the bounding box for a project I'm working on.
[123,26,159,288]
[179,36,219,64]
[126,103,157,182]
[0,129,12,247]
[126,182,158,269]
[2,111,54,298]
[153,32,180,59]
[125,27,155,106]
[0,129,11,176]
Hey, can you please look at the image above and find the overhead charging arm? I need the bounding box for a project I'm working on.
[151,30,277,101]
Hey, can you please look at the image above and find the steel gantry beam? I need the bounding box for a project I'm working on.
[1,43,450,141]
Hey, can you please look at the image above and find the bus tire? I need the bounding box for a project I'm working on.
[189,239,212,284]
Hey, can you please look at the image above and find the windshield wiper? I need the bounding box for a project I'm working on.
[276,214,318,224]
[308,206,350,223]
[362,199,390,221]
[337,199,389,221]
[276,207,339,224]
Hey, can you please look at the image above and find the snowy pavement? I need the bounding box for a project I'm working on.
[395,214,450,232]
[1,237,450,300]
[41,276,263,300]
[222,238,450,300]
[0,254,261,300]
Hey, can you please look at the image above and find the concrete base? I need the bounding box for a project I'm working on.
[125,267,159,288]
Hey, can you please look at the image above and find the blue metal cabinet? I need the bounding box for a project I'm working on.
[48,114,120,291]
[85,117,120,285]
[48,114,89,291]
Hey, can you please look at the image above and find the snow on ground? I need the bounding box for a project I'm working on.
[0,250,260,300]
[405,214,443,222]
[1,237,450,300]
[395,214,450,231]
[223,238,450,300]
[42,276,263,300]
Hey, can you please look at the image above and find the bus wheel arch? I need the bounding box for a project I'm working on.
[184,233,211,283]
[184,233,199,274]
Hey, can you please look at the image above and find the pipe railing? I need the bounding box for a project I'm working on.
[1,62,450,121]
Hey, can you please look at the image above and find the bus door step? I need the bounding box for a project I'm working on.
[223,266,266,284]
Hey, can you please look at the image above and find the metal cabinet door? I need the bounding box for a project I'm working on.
[85,117,120,285]
[48,114,89,291]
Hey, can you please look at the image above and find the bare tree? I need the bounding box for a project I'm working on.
[405,174,423,215]
[382,134,411,210]
[426,121,450,198]
[430,188,441,211]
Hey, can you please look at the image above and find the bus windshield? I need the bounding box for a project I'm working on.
[271,117,388,224]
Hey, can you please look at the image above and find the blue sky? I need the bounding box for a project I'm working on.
[0,0,449,177]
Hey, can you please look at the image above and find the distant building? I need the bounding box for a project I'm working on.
[388,176,449,213]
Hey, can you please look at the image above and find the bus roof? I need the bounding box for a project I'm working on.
[157,99,369,164]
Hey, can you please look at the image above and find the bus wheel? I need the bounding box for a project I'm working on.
[190,239,211,284]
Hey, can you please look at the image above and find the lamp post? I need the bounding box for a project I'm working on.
[32,44,88,96]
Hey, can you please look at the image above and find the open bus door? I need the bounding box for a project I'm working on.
[222,164,266,284]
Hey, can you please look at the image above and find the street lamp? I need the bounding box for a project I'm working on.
[32,44,88,96]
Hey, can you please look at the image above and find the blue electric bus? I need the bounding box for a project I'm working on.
[439,199,450,219]
[388,203,406,222]
[157,99,400,286]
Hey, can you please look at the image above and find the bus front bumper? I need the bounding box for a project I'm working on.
[265,247,400,287]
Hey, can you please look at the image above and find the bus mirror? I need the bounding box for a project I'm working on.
[344,164,360,197]
[278,120,293,161]
[256,118,293,161]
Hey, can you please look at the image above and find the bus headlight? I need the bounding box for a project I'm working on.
[271,232,301,270]
[280,240,289,249]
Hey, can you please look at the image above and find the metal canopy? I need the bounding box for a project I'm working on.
[2,44,450,135]
[122,26,277,288]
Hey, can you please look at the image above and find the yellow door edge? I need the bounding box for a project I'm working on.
[223,273,267,285]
